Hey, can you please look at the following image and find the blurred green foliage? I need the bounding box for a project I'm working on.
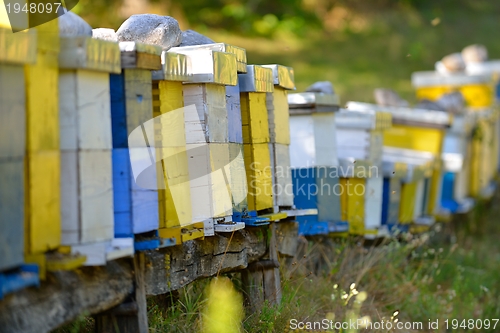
[76,0,500,102]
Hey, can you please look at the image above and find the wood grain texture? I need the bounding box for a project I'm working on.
[0,229,269,333]
[240,92,270,144]
[25,51,59,153]
[244,143,273,211]
[59,70,112,150]
[154,83,193,229]
[0,158,25,271]
[0,64,26,159]
[25,151,61,254]
[226,83,243,144]
[183,84,228,144]
[124,69,154,141]
[61,150,114,245]
[266,87,290,144]
[144,228,267,295]
[0,259,133,333]
[186,143,233,222]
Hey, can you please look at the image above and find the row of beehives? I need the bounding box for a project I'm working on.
[2,15,500,300]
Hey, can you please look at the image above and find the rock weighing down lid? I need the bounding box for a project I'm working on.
[411,70,493,87]
[335,108,392,130]
[0,27,37,65]
[261,64,295,90]
[346,101,452,129]
[238,65,274,93]
[151,51,193,82]
[170,43,247,73]
[164,47,237,85]
[382,147,434,182]
[287,92,340,114]
[118,41,162,70]
[59,36,121,73]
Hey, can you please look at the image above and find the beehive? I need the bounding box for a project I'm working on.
[22,19,64,276]
[441,111,475,214]
[412,71,497,200]
[169,47,242,235]
[238,65,275,213]
[381,161,408,232]
[288,92,346,235]
[466,61,500,172]
[383,147,434,227]
[335,108,392,236]
[151,51,204,244]
[58,36,134,264]
[346,102,452,218]
[263,64,295,210]
[0,19,36,277]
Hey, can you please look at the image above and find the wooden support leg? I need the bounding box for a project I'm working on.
[94,253,148,333]
[241,223,282,311]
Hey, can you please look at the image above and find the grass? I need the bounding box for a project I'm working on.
[53,192,500,333]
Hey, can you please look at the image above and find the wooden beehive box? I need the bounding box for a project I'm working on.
[166,47,242,235]
[288,92,345,235]
[110,41,162,245]
[466,61,500,174]
[262,65,295,210]
[334,108,391,237]
[58,36,135,264]
[346,101,452,218]
[22,19,64,276]
[0,25,36,274]
[151,51,204,244]
[239,65,275,213]
[381,161,408,231]
[383,147,435,226]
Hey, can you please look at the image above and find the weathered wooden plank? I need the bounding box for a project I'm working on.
[0,227,270,333]
[59,70,112,150]
[25,151,61,253]
[276,221,299,257]
[229,143,248,212]
[244,143,273,211]
[94,254,148,333]
[0,158,25,271]
[270,143,294,207]
[0,64,25,159]
[266,87,291,144]
[144,228,267,295]
[185,143,233,235]
[226,81,243,144]
[183,83,228,144]
[0,260,134,333]
[61,150,114,245]
[240,92,270,144]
